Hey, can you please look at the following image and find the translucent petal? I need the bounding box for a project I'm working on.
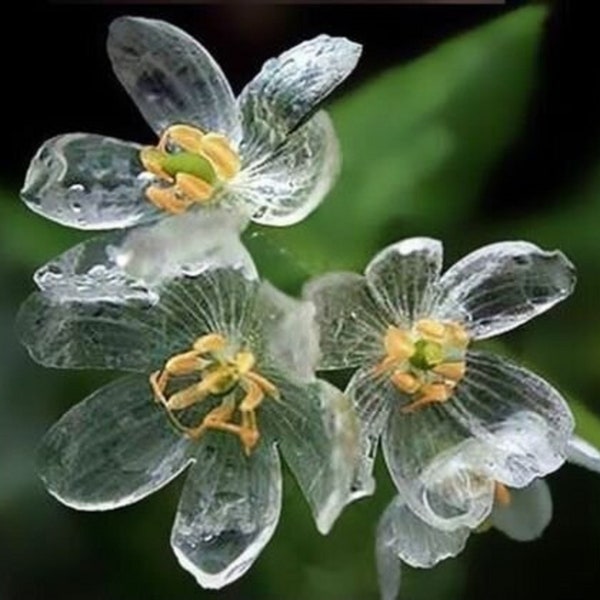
[238,35,361,162]
[566,436,600,474]
[33,231,153,305]
[156,267,260,350]
[17,291,165,371]
[108,17,241,141]
[171,434,281,589]
[383,393,495,531]
[365,238,443,325]
[303,272,388,370]
[345,366,396,500]
[434,241,576,340]
[38,374,191,510]
[383,351,572,531]
[491,479,552,541]
[262,377,359,534]
[377,495,470,570]
[21,134,156,230]
[256,282,319,382]
[375,505,402,600]
[231,111,340,226]
[453,351,574,485]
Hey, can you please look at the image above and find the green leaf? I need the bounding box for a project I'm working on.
[571,399,600,449]
[253,6,547,283]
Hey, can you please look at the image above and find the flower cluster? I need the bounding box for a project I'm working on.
[17,15,600,600]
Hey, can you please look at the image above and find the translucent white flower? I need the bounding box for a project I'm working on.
[305,237,576,528]
[18,263,358,589]
[22,17,361,230]
[375,433,600,600]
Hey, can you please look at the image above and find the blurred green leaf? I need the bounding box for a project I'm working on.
[254,6,547,283]
[571,399,600,449]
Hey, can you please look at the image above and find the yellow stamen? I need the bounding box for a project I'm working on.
[150,332,277,454]
[494,482,512,507]
[140,124,240,214]
[376,319,470,414]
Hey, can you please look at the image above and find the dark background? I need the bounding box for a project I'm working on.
[2,2,600,600]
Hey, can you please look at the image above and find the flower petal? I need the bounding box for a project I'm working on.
[38,374,191,510]
[108,17,241,141]
[383,393,495,531]
[383,351,573,531]
[17,291,165,372]
[21,134,156,230]
[171,434,281,589]
[454,351,574,485]
[377,495,470,571]
[491,479,552,541]
[566,436,600,474]
[262,377,359,534]
[346,367,397,500]
[238,35,361,162]
[434,241,576,340]
[365,238,443,325]
[256,282,319,382]
[33,210,255,304]
[303,272,388,370]
[231,111,340,226]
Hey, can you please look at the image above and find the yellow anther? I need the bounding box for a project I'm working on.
[140,123,240,214]
[161,124,206,154]
[391,371,421,394]
[145,186,193,214]
[494,482,512,507]
[415,319,446,341]
[384,326,416,361]
[150,332,277,454]
[193,333,227,354]
[200,133,241,180]
[175,172,214,202]
[433,361,466,382]
[377,317,470,414]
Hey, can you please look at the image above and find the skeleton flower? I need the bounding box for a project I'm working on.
[305,237,576,529]
[375,434,600,600]
[18,261,358,588]
[22,17,360,230]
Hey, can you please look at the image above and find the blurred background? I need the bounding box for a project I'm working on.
[1,1,599,599]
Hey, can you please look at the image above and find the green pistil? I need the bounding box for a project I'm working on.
[153,149,217,183]
[409,339,444,370]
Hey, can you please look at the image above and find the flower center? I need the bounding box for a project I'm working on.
[374,318,469,413]
[149,332,278,455]
[140,124,241,215]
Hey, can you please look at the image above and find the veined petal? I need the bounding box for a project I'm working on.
[365,238,443,325]
[38,374,192,510]
[262,377,359,534]
[171,434,281,589]
[304,272,387,370]
[383,351,572,531]
[17,291,166,372]
[375,511,402,600]
[346,366,396,500]
[21,134,156,230]
[453,351,573,486]
[112,209,256,286]
[232,111,340,226]
[238,35,361,163]
[434,241,576,340]
[567,436,600,474]
[491,479,552,542]
[256,282,319,382]
[377,495,470,571]
[108,17,241,141]
[383,395,495,531]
